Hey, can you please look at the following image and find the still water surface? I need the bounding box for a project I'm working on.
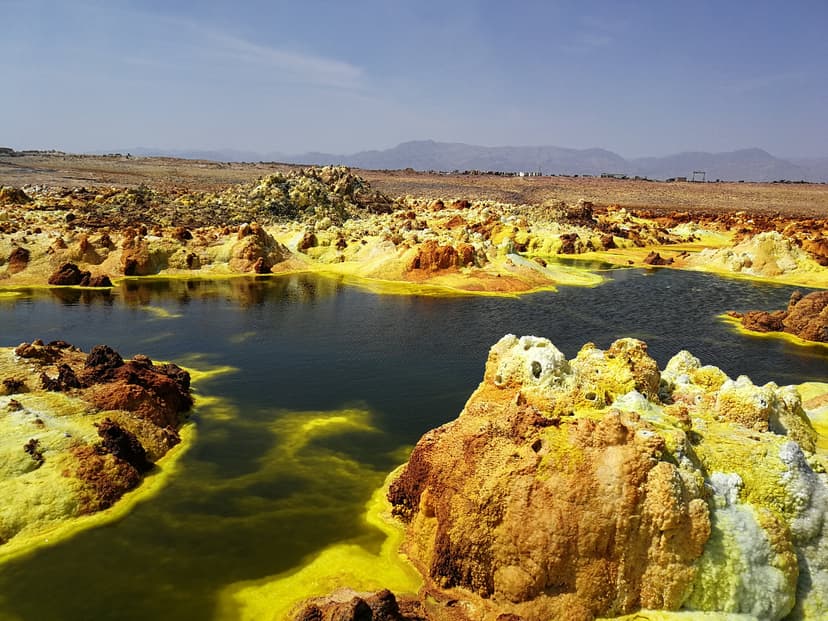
[0,268,825,620]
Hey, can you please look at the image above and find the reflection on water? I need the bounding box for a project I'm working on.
[0,270,826,620]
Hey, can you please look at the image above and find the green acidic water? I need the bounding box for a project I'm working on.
[0,270,825,620]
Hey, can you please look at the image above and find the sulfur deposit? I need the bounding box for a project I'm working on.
[3,164,828,293]
[382,336,827,621]
[0,340,192,557]
[681,231,827,287]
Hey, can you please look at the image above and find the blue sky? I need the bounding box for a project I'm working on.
[3,0,826,157]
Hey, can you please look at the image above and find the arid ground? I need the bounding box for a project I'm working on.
[2,152,826,217]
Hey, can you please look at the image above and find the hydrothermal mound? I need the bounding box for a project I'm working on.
[3,167,826,295]
[293,336,828,621]
[0,340,192,559]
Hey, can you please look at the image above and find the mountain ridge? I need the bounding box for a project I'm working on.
[90,141,828,182]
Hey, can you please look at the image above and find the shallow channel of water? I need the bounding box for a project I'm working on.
[0,268,825,620]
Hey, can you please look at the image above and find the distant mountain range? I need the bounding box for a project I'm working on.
[112,141,828,182]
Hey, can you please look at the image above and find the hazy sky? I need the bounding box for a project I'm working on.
[3,0,827,157]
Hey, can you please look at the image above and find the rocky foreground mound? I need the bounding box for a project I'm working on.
[730,290,828,343]
[300,336,827,620]
[0,340,191,553]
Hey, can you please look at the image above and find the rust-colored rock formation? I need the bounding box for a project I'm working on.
[229,222,289,273]
[7,246,30,274]
[387,337,710,620]
[47,262,113,286]
[120,228,153,275]
[68,444,143,513]
[734,290,828,343]
[407,240,477,271]
[370,335,828,620]
[643,251,673,266]
[2,340,193,540]
[81,345,192,428]
[14,340,189,495]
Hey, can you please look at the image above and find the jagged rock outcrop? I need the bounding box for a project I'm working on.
[7,246,29,274]
[47,262,113,286]
[119,228,179,276]
[643,250,673,266]
[383,335,827,620]
[229,222,290,273]
[733,290,828,343]
[1,340,192,549]
[406,240,477,271]
[236,166,393,224]
[0,186,31,205]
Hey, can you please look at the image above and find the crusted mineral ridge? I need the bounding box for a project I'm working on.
[0,340,192,548]
[385,335,828,621]
[733,290,828,343]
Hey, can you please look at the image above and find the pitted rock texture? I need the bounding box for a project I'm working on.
[685,231,825,281]
[386,336,827,621]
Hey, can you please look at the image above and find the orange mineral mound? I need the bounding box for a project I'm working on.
[379,335,826,621]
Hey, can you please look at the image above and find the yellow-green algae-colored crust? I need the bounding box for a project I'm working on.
[564,228,828,290]
[679,231,828,289]
[556,228,733,271]
[660,350,826,619]
[798,383,828,453]
[0,345,222,562]
[0,423,194,564]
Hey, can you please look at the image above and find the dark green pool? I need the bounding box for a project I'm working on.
[0,268,825,620]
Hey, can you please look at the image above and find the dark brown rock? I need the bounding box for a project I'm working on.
[48,262,90,285]
[95,418,152,473]
[82,357,193,427]
[41,363,81,392]
[557,233,579,254]
[24,438,44,465]
[14,340,72,362]
[782,290,828,342]
[2,377,26,394]
[171,227,192,241]
[600,233,616,249]
[69,445,142,513]
[86,275,113,287]
[741,310,786,332]
[643,251,673,266]
[293,590,413,621]
[7,246,30,273]
[85,345,124,371]
[295,604,324,621]
[298,232,318,252]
